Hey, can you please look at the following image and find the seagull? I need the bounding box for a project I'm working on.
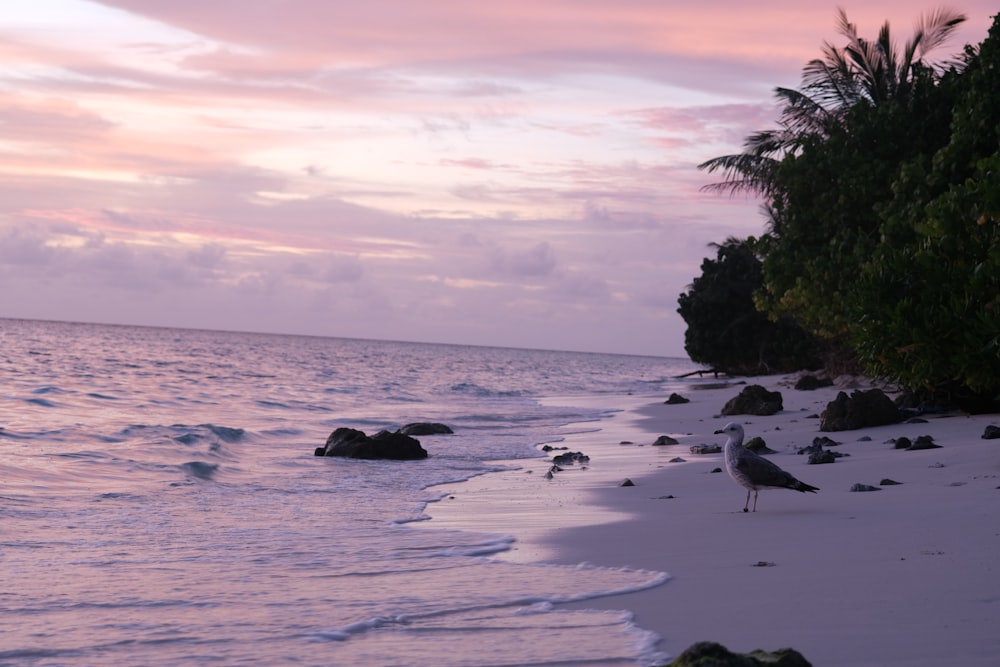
[714,422,819,512]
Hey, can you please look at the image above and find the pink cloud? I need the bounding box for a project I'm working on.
[1,1,995,355]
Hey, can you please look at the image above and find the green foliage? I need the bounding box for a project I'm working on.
[694,9,1000,404]
[853,17,1000,405]
[760,66,959,340]
[677,238,819,374]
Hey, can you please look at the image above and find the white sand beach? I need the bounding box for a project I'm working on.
[425,375,1000,666]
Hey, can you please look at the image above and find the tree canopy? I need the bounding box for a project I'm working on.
[686,8,1000,408]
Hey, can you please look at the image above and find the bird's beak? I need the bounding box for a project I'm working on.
[713,429,723,435]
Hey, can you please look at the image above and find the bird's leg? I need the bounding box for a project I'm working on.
[743,490,750,513]
[752,490,759,512]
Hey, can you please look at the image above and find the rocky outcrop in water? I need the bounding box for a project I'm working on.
[398,422,454,436]
[316,427,428,460]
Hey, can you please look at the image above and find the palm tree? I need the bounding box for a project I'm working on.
[699,6,967,197]
[802,7,966,108]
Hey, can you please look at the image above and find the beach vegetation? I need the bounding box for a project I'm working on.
[676,237,819,374]
[693,9,1000,407]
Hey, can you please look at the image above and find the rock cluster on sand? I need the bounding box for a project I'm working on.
[315,427,429,460]
[661,640,812,666]
[721,385,783,416]
[820,388,901,431]
[794,374,834,391]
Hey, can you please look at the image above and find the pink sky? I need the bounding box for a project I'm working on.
[1,2,995,356]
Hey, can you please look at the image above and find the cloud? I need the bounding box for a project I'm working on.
[1,1,995,355]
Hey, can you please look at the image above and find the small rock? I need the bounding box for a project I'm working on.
[807,450,837,465]
[906,435,941,451]
[665,641,813,667]
[858,436,872,442]
[745,437,776,454]
[620,478,635,487]
[797,443,846,458]
[669,457,686,463]
[892,437,912,450]
[656,494,675,499]
[619,440,634,445]
[690,444,722,455]
[929,462,946,468]
[850,483,882,492]
[813,436,840,447]
[905,417,929,424]
[653,435,679,446]
[665,393,690,404]
[795,374,833,390]
[981,425,1000,440]
[752,561,776,567]
[879,478,902,485]
[398,422,454,436]
[710,467,723,473]
[553,451,590,465]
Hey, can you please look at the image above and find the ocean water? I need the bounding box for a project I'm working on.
[0,319,699,666]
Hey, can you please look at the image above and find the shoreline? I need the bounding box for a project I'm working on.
[424,374,1000,666]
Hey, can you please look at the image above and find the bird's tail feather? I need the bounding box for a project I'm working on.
[794,481,819,493]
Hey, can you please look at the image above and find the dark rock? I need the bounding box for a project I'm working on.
[880,478,902,485]
[665,393,690,404]
[620,478,635,487]
[745,437,776,454]
[321,427,428,460]
[398,422,454,436]
[794,374,834,391]
[552,451,590,465]
[812,436,840,447]
[905,417,929,424]
[690,444,722,455]
[807,450,836,465]
[892,437,912,450]
[820,389,902,431]
[850,483,882,492]
[653,435,680,446]
[663,640,813,667]
[906,435,941,451]
[710,467,723,473]
[619,440,634,445]
[858,436,872,442]
[669,457,686,463]
[983,425,1000,440]
[721,384,784,416]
